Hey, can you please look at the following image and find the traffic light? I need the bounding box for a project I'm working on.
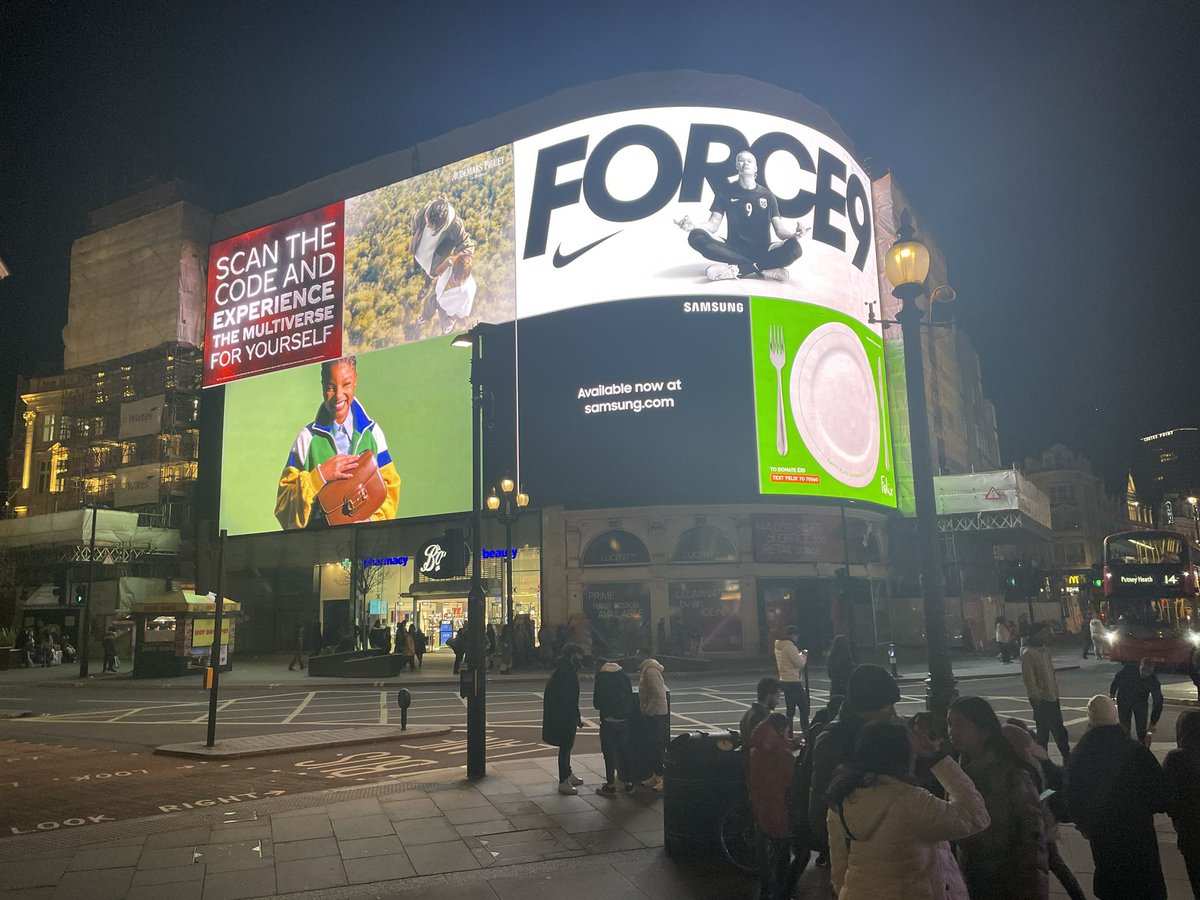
[52,572,69,605]
[998,561,1019,592]
[73,583,88,606]
[1091,563,1104,589]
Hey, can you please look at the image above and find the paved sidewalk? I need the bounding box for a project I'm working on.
[1,746,1197,899]
[0,750,757,900]
[155,725,452,760]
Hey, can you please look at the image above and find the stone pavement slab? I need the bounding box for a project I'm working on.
[154,724,451,758]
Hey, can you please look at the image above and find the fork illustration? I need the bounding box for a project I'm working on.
[769,325,787,456]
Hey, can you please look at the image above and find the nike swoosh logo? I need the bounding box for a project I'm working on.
[552,231,621,267]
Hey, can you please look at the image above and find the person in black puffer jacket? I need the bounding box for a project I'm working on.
[1066,695,1169,900]
[592,657,635,796]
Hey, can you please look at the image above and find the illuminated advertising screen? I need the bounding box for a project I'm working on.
[205,203,345,386]
[210,103,893,535]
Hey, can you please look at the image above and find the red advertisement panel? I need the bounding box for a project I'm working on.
[204,202,345,386]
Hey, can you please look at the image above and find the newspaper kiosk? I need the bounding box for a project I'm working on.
[130,591,239,679]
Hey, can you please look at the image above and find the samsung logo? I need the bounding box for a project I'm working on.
[683,301,744,314]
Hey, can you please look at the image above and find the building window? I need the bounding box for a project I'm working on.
[582,529,651,567]
[669,525,738,564]
[36,460,52,494]
[40,413,57,443]
[121,441,138,464]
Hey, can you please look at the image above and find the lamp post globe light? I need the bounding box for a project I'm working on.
[884,210,957,726]
[487,479,529,627]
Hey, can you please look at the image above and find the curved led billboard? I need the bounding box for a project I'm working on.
[210,86,894,536]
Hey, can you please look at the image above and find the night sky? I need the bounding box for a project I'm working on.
[2,1,1197,491]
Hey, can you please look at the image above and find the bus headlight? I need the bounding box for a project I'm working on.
[1189,632,1200,647]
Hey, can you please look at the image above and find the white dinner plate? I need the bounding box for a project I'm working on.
[789,322,880,488]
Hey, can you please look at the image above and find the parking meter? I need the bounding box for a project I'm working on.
[395,688,412,730]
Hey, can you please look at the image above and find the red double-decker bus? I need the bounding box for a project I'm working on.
[1102,530,1200,667]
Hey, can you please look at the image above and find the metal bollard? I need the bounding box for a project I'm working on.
[888,643,898,679]
[396,688,412,730]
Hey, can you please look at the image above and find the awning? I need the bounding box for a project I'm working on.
[132,591,241,615]
[20,583,61,609]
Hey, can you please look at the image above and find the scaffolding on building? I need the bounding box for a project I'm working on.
[58,341,202,530]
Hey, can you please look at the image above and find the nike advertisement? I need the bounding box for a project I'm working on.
[512,107,879,321]
[208,104,897,534]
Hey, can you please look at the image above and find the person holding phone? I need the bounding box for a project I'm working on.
[774,625,810,732]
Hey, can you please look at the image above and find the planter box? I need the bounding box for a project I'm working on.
[0,648,21,671]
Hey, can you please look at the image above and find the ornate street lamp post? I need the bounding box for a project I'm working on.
[487,478,529,627]
[1188,496,1199,542]
[883,211,957,725]
[452,325,490,780]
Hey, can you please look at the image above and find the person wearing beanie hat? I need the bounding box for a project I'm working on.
[843,663,903,713]
[802,664,901,871]
[1067,693,1170,899]
[1086,693,1119,728]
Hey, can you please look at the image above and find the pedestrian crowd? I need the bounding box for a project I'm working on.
[269,615,1196,899]
[733,626,1198,900]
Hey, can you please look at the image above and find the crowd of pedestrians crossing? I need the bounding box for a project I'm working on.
[288,615,1198,898]
[731,628,1200,900]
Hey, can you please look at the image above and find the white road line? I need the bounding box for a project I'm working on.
[78,699,205,707]
[191,699,236,723]
[109,707,151,722]
[281,692,317,725]
[671,711,728,729]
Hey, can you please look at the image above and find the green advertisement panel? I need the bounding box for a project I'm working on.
[750,296,895,506]
[220,338,471,536]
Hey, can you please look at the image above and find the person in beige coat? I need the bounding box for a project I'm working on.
[636,649,670,791]
[827,720,989,900]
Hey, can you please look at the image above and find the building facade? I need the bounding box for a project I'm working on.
[2,183,210,646]
[7,73,1019,662]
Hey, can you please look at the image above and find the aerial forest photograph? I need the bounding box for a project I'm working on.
[342,145,516,353]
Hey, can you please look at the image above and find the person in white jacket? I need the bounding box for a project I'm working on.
[774,625,810,731]
[827,719,990,900]
[637,648,670,791]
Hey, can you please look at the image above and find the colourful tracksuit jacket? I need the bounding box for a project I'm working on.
[275,397,401,529]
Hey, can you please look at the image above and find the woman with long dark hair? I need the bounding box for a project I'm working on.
[947,696,1049,899]
[1002,721,1086,900]
[826,634,855,704]
[826,719,988,899]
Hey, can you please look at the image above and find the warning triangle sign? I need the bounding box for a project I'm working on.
[984,486,1002,500]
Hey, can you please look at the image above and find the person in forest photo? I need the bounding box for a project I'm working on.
[406,197,477,332]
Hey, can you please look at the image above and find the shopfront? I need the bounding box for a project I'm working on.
[221,513,543,654]
[553,504,893,661]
